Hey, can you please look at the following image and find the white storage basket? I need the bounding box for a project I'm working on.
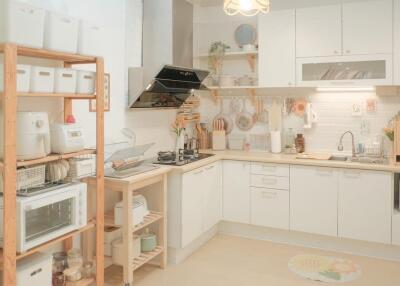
[0,2,45,48]
[0,165,45,192]
[30,66,54,93]
[0,64,31,92]
[76,71,96,94]
[78,21,103,56]
[44,12,79,53]
[54,68,77,93]
[66,157,96,181]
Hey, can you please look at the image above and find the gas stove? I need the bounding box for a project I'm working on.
[154,149,215,166]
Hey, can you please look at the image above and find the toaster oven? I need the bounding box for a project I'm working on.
[0,182,87,252]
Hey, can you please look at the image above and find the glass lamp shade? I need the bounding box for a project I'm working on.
[224,0,270,17]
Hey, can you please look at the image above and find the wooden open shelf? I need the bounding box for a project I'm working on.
[196,50,258,58]
[133,246,164,271]
[16,45,97,64]
[17,92,96,99]
[104,211,163,233]
[0,220,95,268]
[66,278,95,286]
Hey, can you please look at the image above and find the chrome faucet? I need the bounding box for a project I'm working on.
[338,131,357,158]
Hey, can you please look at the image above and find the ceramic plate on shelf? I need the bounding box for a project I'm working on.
[234,24,257,47]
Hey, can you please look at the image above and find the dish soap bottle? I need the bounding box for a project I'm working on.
[295,134,305,153]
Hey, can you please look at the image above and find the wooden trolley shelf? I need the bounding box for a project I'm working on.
[66,278,95,286]
[133,246,164,271]
[104,211,163,233]
[0,220,96,267]
[17,92,96,99]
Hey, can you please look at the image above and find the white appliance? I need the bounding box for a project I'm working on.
[2,112,51,161]
[50,123,85,154]
[0,182,87,252]
[44,12,79,53]
[114,199,147,226]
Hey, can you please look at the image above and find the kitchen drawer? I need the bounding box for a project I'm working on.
[251,174,289,190]
[250,187,289,230]
[251,163,289,177]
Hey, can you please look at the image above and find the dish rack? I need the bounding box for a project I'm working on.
[0,165,46,192]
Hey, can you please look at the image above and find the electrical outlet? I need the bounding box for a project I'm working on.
[352,103,362,117]
[360,120,370,135]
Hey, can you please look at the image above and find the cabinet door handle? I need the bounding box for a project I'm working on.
[261,190,278,198]
[262,166,277,172]
[194,170,203,175]
[333,50,338,54]
[205,165,215,170]
[343,171,361,178]
[316,169,333,176]
[261,177,277,185]
[346,50,351,53]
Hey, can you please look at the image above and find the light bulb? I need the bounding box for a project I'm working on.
[240,0,252,11]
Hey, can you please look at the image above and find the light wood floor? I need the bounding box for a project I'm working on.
[105,235,400,286]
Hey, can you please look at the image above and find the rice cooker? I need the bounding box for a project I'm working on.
[50,123,85,154]
[0,112,51,160]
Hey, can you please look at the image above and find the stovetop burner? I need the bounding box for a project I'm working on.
[154,150,214,166]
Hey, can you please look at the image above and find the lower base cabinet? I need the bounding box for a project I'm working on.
[338,169,392,244]
[250,187,289,230]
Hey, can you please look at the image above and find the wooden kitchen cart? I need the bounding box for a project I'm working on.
[85,166,170,286]
[0,43,105,286]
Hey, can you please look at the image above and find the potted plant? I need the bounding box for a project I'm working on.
[208,41,230,84]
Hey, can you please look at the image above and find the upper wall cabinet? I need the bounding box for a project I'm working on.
[258,9,295,87]
[342,0,393,55]
[296,5,342,58]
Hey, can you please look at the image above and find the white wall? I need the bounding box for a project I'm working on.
[10,0,178,156]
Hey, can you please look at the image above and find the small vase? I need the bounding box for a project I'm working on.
[175,133,185,153]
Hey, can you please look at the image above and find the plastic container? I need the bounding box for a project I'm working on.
[0,2,45,48]
[30,66,55,93]
[44,12,79,53]
[66,157,96,181]
[140,229,157,252]
[0,64,31,92]
[114,200,145,226]
[78,21,103,56]
[76,70,96,94]
[104,226,122,244]
[111,236,141,266]
[54,68,77,93]
[67,249,83,269]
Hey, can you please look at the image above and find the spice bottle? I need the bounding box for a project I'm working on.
[295,134,305,153]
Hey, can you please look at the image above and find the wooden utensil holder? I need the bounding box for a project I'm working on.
[212,130,226,150]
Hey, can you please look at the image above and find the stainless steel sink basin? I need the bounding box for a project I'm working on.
[329,156,349,162]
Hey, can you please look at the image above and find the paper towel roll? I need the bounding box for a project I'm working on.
[271,131,282,153]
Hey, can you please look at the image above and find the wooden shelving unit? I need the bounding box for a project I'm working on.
[133,246,164,271]
[0,43,105,286]
[66,278,95,286]
[104,211,163,232]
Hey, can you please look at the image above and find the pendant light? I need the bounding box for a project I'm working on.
[223,0,270,17]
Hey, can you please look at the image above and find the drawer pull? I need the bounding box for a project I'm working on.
[38,71,51,76]
[205,165,215,170]
[262,166,277,172]
[261,191,277,198]
[316,169,333,176]
[17,70,26,75]
[343,171,361,178]
[62,73,73,78]
[261,178,277,185]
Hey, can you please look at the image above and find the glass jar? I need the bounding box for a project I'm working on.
[52,272,66,286]
[67,249,83,269]
[295,134,305,153]
[52,252,68,273]
[82,261,94,279]
[284,128,295,148]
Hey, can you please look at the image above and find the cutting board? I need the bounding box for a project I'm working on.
[296,153,332,160]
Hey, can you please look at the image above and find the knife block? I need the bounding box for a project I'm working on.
[212,130,226,150]
[394,116,400,164]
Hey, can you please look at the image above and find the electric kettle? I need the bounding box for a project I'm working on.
[15,112,51,160]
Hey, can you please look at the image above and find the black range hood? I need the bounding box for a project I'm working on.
[129,65,209,109]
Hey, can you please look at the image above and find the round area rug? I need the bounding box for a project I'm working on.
[288,254,362,283]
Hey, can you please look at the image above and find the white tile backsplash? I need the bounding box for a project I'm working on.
[198,90,400,155]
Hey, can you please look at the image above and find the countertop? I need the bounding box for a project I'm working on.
[167,150,400,173]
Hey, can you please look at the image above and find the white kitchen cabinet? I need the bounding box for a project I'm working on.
[290,165,338,237]
[342,0,392,56]
[222,160,250,224]
[181,168,204,247]
[296,5,342,58]
[251,187,289,230]
[338,170,392,244]
[395,0,400,85]
[203,162,222,231]
[258,9,295,87]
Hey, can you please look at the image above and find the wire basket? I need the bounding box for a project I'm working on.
[65,155,96,182]
[0,164,46,192]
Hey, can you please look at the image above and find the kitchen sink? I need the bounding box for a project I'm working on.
[329,156,349,162]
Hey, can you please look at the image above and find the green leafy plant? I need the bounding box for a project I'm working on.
[208,41,230,75]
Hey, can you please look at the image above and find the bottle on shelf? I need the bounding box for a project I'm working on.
[295,134,305,153]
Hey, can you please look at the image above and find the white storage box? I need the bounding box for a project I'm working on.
[44,12,79,53]
[30,66,54,93]
[112,236,141,266]
[54,68,77,93]
[114,201,145,226]
[0,64,31,92]
[104,226,122,244]
[0,2,45,48]
[76,70,96,94]
[0,252,52,286]
[78,21,103,56]
[66,157,96,180]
